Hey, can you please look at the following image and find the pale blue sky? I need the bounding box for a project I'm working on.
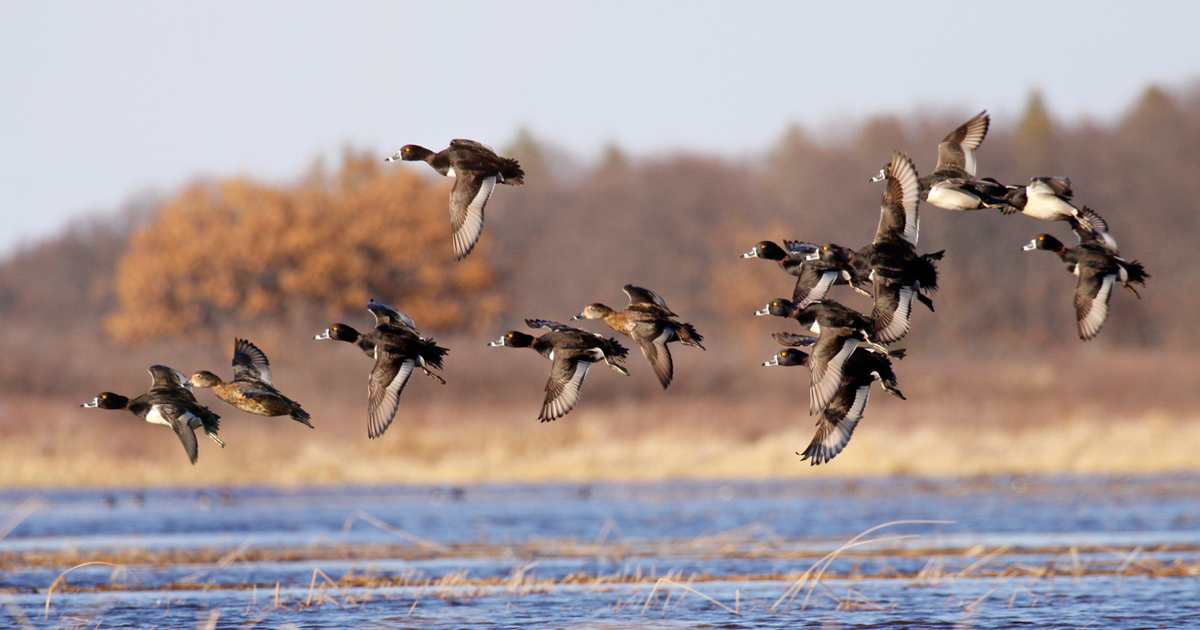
[2,1,1197,254]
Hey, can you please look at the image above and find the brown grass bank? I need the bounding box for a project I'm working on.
[2,350,1196,489]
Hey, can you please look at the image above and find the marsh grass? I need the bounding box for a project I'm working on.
[4,348,1200,489]
[19,523,1200,629]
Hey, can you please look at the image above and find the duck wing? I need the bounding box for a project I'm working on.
[807,330,860,416]
[160,406,201,464]
[232,338,273,385]
[148,365,191,391]
[633,324,675,389]
[448,138,498,156]
[792,264,841,308]
[622,285,675,314]
[875,151,920,246]
[366,350,415,439]
[1074,266,1116,341]
[1028,176,1073,199]
[871,273,916,344]
[540,356,590,422]
[525,319,572,332]
[772,331,817,347]
[448,171,496,261]
[935,111,989,177]
[368,299,420,334]
[800,381,871,466]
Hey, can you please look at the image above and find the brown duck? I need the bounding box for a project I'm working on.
[191,339,313,428]
[573,285,704,389]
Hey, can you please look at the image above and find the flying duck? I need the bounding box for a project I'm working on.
[745,240,864,306]
[871,111,991,211]
[1023,222,1149,341]
[190,339,313,428]
[82,365,224,464]
[572,284,704,388]
[755,298,892,415]
[316,300,449,438]
[857,152,943,342]
[386,139,524,261]
[489,319,629,422]
[763,336,905,465]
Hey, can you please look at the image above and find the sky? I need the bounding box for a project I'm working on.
[2,1,1198,255]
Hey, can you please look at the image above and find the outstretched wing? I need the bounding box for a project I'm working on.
[165,406,201,464]
[772,331,817,347]
[525,319,571,332]
[634,326,675,389]
[936,111,989,176]
[448,173,496,261]
[540,357,590,422]
[622,285,674,313]
[449,138,498,156]
[232,338,273,385]
[1074,269,1115,341]
[876,151,920,246]
[807,331,860,416]
[366,351,415,439]
[368,299,419,333]
[800,382,871,466]
[148,365,191,391]
[1028,176,1073,198]
[871,274,916,344]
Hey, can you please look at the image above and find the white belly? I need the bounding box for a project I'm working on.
[927,185,980,211]
[1023,194,1076,221]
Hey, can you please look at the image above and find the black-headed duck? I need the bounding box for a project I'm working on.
[1023,223,1149,341]
[857,152,944,341]
[756,298,892,416]
[741,240,815,276]
[489,319,629,422]
[762,340,905,466]
[190,339,312,429]
[746,240,864,306]
[81,365,224,464]
[386,139,524,261]
[316,300,449,438]
[572,285,704,389]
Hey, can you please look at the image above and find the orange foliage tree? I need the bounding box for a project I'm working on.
[106,150,502,342]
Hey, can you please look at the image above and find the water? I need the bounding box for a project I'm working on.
[2,474,1199,628]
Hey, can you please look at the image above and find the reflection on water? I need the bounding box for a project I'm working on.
[2,474,1198,629]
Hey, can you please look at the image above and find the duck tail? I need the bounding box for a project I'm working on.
[499,158,525,185]
[1121,259,1149,296]
[604,337,630,361]
[290,407,314,429]
[420,339,450,371]
[675,322,705,350]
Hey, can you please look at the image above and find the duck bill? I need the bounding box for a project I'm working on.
[81,397,100,408]
[384,151,403,162]
[754,306,771,316]
[804,251,820,261]
[1022,241,1038,251]
[869,168,887,183]
[740,248,759,259]
[314,329,332,340]
[487,337,506,347]
[762,356,781,367]
[570,313,585,321]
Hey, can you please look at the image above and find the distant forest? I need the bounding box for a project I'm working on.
[2,85,1197,397]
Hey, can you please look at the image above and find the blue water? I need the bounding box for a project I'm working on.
[2,474,1199,628]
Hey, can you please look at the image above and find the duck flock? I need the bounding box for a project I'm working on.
[81,115,1149,467]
